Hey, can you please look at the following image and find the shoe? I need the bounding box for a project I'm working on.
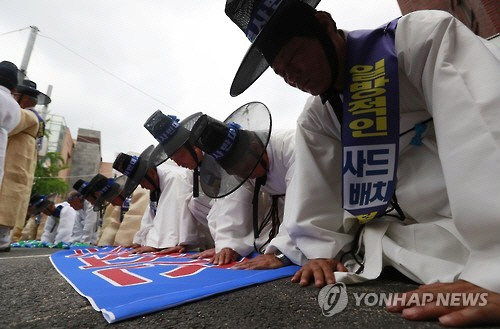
[0,225,12,252]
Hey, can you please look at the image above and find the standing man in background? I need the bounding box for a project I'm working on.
[0,60,21,252]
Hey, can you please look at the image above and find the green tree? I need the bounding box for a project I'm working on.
[32,152,69,195]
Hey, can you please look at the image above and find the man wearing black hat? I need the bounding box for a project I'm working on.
[67,191,99,244]
[0,78,45,242]
[13,79,50,150]
[0,61,21,187]
[0,61,23,251]
[32,194,78,245]
[189,102,303,267]
[225,0,500,326]
[141,110,218,254]
[73,175,150,247]
[113,146,212,254]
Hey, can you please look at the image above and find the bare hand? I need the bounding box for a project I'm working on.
[211,248,240,265]
[386,280,500,327]
[189,248,215,259]
[291,258,348,288]
[232,253,283,270]
[130,245,159,254]
[157,245,186,255]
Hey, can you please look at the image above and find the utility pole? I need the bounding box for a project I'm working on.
[41,84,53,120]
[18,25,39,82]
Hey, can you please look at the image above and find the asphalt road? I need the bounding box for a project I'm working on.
[0,248,497,329]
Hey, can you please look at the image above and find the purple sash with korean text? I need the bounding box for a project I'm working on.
[342,19,400,223]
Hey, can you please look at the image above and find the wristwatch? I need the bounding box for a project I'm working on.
[274,250,292,266]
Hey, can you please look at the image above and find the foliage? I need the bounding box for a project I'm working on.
[32,152,69,196]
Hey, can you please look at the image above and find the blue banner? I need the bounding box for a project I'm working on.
[50,246,299,323]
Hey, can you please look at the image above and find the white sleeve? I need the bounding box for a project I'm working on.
[69,213,83,243]
[283,96,355,260]
[145,169,192,248]
[266,223,307,265]
[207,182,255,257]
[0,128,7,188]
[80,205,98,244]
[132,207,154,245]
[40,216,57,243]
[55,207,77,244]
[396,11,500,292]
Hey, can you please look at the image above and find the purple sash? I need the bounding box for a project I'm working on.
[342,19,400,223]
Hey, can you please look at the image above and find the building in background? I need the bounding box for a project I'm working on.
[68,128,102,189]
[34,113,74,195]
[41,114,75,181]
[99,161,114,178]
[397,0,500,38]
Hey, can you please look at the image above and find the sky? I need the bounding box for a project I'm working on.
[0,0,401,163]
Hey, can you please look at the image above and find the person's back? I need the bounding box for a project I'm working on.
[40,202,77,244]
[70,199,98,244]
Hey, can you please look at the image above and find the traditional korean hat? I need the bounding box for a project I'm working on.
[144,111,206,197]
[92,175,127,211]
[189,101,271,197]
[73,174,108,204]
[27,193,56,216]
[225,0,320,96]
[73,179,92,197]
[112,145,167,198]
[16,79,51,105]
[144,111,203,158]
[0,61,19,90]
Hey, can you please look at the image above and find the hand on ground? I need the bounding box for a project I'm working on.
[211,248,240,265]
[130,245,159,254]
[291,258,348,288]
[157,245,186,255]
[189,248,215,259]
[232,253,283,270]
[386,279,500,327]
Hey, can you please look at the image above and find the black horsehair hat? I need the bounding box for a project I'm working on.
[112,144,167,198]
[189,102,271,198]
[16,79,51,105]
[92,175,127,211]
[28,193,56,216]
[144,110,203,157]
[0,61,19,90]
[225,0,320,96]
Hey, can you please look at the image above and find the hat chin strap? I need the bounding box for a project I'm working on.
[144,171,161,194]
[185,142,200,197]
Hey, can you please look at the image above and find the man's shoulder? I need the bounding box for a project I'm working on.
[399,10,455,31]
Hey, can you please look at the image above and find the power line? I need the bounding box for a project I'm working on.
[34,174,96,179]
[0,27,29,37]
[36,32,187,117]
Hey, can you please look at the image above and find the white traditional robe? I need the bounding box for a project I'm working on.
[0,85,20,188]
[284,11,500,292]
[40,202,78,244]
[209,129,303,261]
[70,200,98,244]
[134,163,213,249]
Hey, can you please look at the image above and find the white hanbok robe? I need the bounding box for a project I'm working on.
[134,163,213,249]
[70,200,98,244]
[284,11,500,292]
[209,130,304,261]
[40,202,78,244]
[0,85,20,188]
